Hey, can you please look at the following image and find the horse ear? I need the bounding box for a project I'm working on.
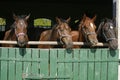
[97,22,103,37]
[112,17,116,24]
[13,13,18,20]
[25,14,30,20]
[92,15,97,22]
[56,17,61,24]
[66,17,71,23]
[104,18,108,23]
[112,17,116,21]
[83,14,86,17]
[82,14,86,21]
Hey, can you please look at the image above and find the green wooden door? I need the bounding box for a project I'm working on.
[0,47,119,80]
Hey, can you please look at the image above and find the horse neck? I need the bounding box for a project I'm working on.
[6,28,16,40]
[78,31,85,42]
[50,29,58,41]
[97,22,104,34]
[49,24,58,41]
[97,22,106,42]
[78,24,85,42]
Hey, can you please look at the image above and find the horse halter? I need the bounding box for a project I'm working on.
[82,27,96,35]
[57,29,71,44]
[81,25,96,42]
[102,25,116,42]
[15,32,26,38]
[14,21,27,38]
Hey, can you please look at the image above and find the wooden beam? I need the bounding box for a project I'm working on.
[0,40,108,46]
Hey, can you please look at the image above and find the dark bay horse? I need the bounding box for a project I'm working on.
[2,14,30,47]
[71,14,98,48]
[97,18,118,50]
[38,17,73,49]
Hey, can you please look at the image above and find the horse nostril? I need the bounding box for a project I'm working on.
[18,40,26,46]
[95,40,98,44]
[20,41,24,44]
[66,42,73,49]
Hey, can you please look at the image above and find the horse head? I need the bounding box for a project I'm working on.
[79,14,98,46]
[97,18,118,50]
[13,14,30,47]
[52,17,73,49]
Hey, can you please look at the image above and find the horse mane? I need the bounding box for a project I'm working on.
[5,23,15,40]
[16,15,27,19]
[97,21,104,37]
[49,24,58,41]
[59,18,69,23]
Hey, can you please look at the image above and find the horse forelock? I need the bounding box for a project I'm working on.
[17,15,27,19]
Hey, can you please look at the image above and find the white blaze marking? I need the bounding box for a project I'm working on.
[90,23,94,28]
[20,22,23,25]
[110,26,113,29]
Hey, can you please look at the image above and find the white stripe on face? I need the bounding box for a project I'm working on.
[110,25,113,29]
[90,23,94,28]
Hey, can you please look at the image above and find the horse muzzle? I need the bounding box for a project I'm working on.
[109,39,118,50]
[17,40,27,47]
[61,37,73,49]
[89,39,98,47]
[17,33,28,47]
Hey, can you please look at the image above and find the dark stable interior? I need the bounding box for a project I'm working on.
[0,0,113,47]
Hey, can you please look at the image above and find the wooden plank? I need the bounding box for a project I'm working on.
[88,49,94,80]
[65,49,73,79]
[108,49,119,80]
[0,40,108,46]
[49,49,57,77]
[73,49,79,80]
[40,49,49,77]
[0,48,118,80]
[94,49,101,80]
[8,48,15,80]
[22,48,32,79]
[79,49,88,80]
[31,48,39,75]
[101,49,108,80]
[0,48,8,80]
[15,48,23,80]
[57,49,65,80]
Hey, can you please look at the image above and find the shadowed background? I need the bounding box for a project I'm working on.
[0,0,113,47]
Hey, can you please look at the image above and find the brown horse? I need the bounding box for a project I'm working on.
[38,17,73,49]
[2,14,30,47]
[71,14,98,48]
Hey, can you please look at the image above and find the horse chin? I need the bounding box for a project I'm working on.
[89,40,98,47]
[65,43,73,50]
[89,43,96,47]
[108,39,118,50]
[17,41,27,47]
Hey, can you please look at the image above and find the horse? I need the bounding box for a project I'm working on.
[38,17,73,49]
[97,18,118,50]
[2,14,30,47]
[71,14,98,48]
